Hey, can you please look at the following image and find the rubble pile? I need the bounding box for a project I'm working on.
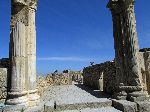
[37,76,48,96]
[52,73,72,85]
[83,61,116,94]
[37,73,72,96]
[0,68,7,100]
[45,75,54,86]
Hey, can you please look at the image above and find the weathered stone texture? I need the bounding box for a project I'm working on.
[37,73,72,96]
[6,0,40,106]
[0,68,7,100]
[107,0,150,101]
[136,101,150,112]
[37,76,48,96]
[83,61,116,94]
[52,73,72,85]
[112,99,137,112]
[139,48,150,95]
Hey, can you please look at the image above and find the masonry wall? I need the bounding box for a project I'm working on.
[0,68,7,102]
[0,58,9,102]
[139,48,150,95]
[37,73,72,96]
[83,61,116,95]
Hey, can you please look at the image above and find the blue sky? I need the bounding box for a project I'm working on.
[0,0,150,74]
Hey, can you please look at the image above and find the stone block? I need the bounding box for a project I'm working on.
[136,101,150,112]
[44,99,112,112]
[112,99,137,112]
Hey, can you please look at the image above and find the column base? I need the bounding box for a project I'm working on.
[113,91,127,100]
[128,91,150,102]
[113,83,127,100]
[5,91,28,106]
[28,89,40,107]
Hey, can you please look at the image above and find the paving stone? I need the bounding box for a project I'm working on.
[57,107,122,112]
[112,99,137,112]
[42,85,112,112]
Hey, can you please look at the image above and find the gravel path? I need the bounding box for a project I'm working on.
[41,84,122,112]
[41,84,111,105]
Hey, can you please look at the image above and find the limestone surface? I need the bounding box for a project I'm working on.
[0,68,7,101]
[41,84,112,111]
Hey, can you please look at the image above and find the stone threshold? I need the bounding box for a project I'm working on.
[44,99,112,112]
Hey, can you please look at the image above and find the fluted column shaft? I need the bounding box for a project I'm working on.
[6,0,39,106]
[122,0,141,86]
[108,0,148,101]
[112,13,125,85]
[26,7,40,106]
[6,3,28,105]
[107,1,128,100]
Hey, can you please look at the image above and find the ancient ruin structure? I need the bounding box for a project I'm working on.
[5,0,40,106]
[0,0,150,111]
[107,0,148,101]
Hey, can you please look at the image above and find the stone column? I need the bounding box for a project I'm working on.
[107,0,127,100]
[6,0,39,106]
[121,0,141,87]
[6,1,28,105]
[121,0,147,101]
[108,0,148,101]
[26,1,40,106]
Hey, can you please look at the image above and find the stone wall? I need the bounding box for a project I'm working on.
[83,61,116,94]
[52,73,72,85]
[139,48,150,95]
[71,71,83,83]
[0,68,7,101]
[82,49,150,96]
[0,58,9,102]
[37,73,72,96]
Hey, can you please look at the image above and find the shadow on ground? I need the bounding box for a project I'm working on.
[74,84,112,99]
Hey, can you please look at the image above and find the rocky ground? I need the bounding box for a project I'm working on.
[40,83,121,112]
[41,83,111,104]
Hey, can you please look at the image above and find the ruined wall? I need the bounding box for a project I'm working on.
[0,58,9,101]
[37,73,72,96]
[0,68,7,101]
[52,73,72,85]
[71,71,83,83]
[139,48,150,95]
[83,61,116,94]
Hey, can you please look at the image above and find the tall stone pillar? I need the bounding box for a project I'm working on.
[26,1,40,106]
[108,0,148,101]
[107,0,127,100]
[6,0,39,106]
[121,0,147,101]
[122,0,141,87]
[6,1,28,105]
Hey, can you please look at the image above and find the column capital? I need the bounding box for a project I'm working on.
[12,0,38,10]
[107,0,122,15]
[121,0,135,9]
